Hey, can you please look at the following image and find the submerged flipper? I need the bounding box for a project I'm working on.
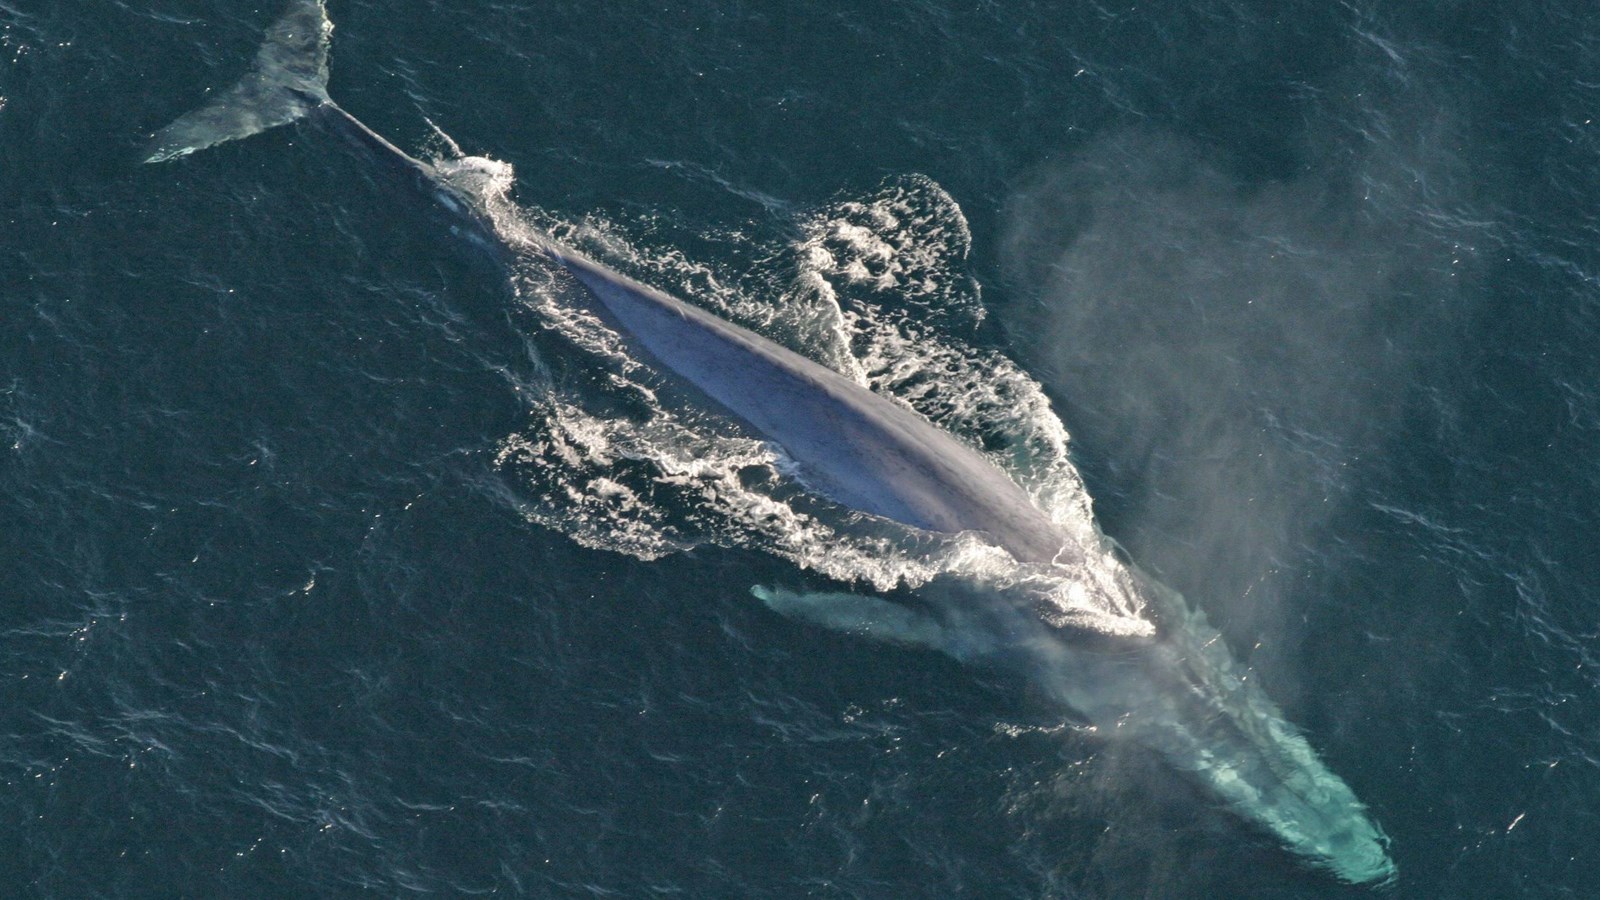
[753,586,953,652]
[143,0,333,163]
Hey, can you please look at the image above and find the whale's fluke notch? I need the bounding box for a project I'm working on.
[143,0,332,163]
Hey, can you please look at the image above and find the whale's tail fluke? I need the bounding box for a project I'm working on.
[143,0,332,163]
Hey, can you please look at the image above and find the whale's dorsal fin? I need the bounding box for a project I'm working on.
[144,0,332,163]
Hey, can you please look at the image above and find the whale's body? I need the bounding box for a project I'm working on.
[144,0,1395,884]
[552,248,1076,566]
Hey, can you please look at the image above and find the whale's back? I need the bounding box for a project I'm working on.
[554,250,1075,566]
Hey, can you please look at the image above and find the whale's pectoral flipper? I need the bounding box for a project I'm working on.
[753,585,954,651]
[144,0,332,163]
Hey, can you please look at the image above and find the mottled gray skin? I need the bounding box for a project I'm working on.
[548,251,1075,564]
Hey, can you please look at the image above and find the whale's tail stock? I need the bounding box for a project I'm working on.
[143,0,332,163]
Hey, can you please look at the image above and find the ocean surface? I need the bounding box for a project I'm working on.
[4,0,1599,896]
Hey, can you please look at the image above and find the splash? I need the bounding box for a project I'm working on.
[457,170,1147,632]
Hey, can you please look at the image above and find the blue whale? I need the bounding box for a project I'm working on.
[144,1,1395,884]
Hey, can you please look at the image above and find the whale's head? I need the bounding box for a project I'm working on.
[1013,581,1396,886]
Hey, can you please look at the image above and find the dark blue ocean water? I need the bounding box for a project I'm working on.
[5,0,1599,896]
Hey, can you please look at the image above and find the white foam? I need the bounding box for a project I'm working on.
[434,154,515,203]
[478,174,1148,632]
